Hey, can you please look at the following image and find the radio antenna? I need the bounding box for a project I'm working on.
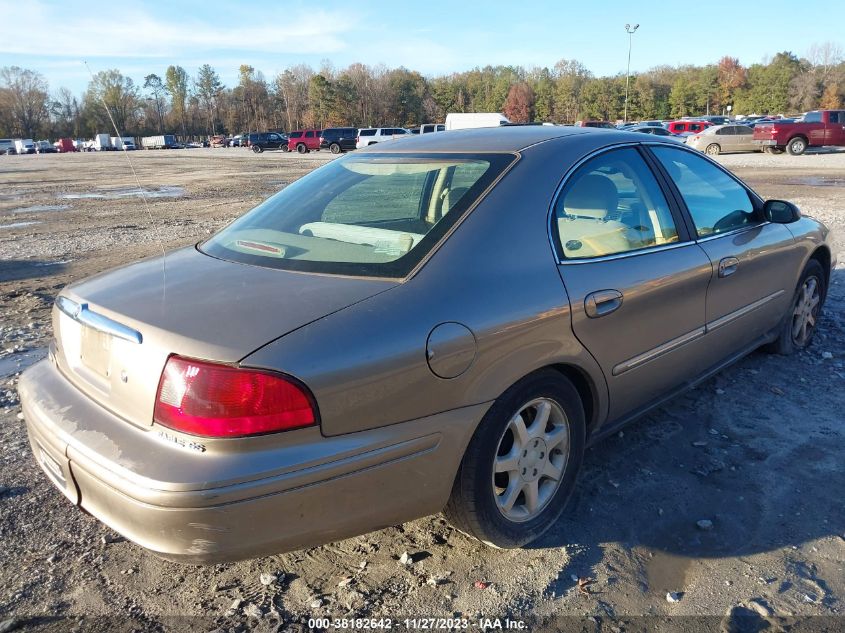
[82,61,167,264]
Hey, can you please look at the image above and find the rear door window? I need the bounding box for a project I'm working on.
[651,146,757,237]
[554,148,680,259]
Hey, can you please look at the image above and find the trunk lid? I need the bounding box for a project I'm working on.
[52,246,395,429]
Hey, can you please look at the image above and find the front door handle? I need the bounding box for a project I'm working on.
[718,256,739,278]
[585,289,623,318]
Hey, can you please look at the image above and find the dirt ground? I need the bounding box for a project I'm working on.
[1,146,844,633]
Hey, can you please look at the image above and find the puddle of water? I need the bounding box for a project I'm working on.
[0,347,48,378]
[59,186,185,200]
[11,204,71,213]
[0,221,41,230]
[785,177,845,187]
[644,551,693,594]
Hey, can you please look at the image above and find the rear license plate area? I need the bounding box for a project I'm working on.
[80,326,112,378]
[38,444,66,489]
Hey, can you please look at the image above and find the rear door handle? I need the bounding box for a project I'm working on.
[585,290,623,318]
[718,256,739,278]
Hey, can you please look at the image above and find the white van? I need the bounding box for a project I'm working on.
[445,113,510,130]
[14,139,35,154]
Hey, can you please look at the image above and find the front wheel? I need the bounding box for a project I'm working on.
[765,259,825,355]
[444,369,586,548]
[786,137,807,156]
[705,143,721,156]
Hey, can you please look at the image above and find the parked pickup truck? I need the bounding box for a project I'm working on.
[753,110,845,155]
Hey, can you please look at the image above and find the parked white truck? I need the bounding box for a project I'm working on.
[445,113,510,130]
[111,136,136,150]
[14,139,36,154]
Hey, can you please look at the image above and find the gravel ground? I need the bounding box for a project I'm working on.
[1,147,844,633]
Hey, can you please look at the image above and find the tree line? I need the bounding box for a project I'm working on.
[1,43,843,139]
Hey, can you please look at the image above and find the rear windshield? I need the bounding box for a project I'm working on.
[201,152,515,277]
[289,131,303,138]
[360,129,376,136]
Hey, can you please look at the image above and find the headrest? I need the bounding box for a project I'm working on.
[562,174,619,220]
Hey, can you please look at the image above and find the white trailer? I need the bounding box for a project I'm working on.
[445,113,510,130]
[92,133,112,151]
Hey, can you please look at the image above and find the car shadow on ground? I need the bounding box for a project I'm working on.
[529,268,845,598]
[0,259,68,283]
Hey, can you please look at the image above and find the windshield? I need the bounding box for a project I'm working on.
[201,152,515,277]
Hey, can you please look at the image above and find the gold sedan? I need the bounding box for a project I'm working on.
[685,124,760,155]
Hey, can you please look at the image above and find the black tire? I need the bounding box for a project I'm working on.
[252,145,263,153]
[786,137,807,156]
[281,145,290,152]
[330,143,341,154]
[296,143,307,154]
[705,143,721,156]
[444,369,586,548]
[765,259,825,355]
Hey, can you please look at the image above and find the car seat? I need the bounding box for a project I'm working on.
[557,174,632,258]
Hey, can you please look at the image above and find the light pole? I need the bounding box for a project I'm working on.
[624,23,639,123]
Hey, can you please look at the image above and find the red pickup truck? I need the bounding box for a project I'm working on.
[753,109,845,155]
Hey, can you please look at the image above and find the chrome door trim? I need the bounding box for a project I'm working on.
[56,296,143,344]
[556,240,689,265]
[695,221,771,244]
[612,326,706,376]
[705,289,785,332]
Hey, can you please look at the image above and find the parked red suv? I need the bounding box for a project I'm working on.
[666,120,713,135]
[287,129,322,153]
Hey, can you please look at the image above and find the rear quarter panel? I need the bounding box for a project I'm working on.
[242,137,611,436]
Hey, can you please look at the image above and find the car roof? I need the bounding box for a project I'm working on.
[360,125,634,153]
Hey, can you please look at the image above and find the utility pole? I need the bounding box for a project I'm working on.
[624,23,639,123]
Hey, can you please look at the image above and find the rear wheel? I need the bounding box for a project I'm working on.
[252,145,263,153]
[296,143,307,154]
[786,137,807,156]
[765,259,825,355]
[330,143,341,154]
[444,369,585,548]
[281,145,290,152]
[705,143,721,156]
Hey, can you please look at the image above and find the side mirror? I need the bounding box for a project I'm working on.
[763,199,801,224]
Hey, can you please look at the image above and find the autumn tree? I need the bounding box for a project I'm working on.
[165,65,189,136]
[143,74,166,132]
[195,64,223,134]
[502,82,535,122]
[83,69,139,134]
[0,66,50,137]
[717,56,746,110]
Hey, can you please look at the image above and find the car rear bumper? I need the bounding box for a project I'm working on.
[19,358,486,563]
[753,139,777,146]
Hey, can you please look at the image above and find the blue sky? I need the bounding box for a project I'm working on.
[0,0,841,95]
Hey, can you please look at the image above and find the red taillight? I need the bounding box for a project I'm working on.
[153,356,316,437]
[356,136,360,143]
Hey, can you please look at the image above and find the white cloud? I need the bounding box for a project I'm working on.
[0,0,356,58]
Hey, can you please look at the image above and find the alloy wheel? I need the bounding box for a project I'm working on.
[491,398,570,522]
[791,276,820,347]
